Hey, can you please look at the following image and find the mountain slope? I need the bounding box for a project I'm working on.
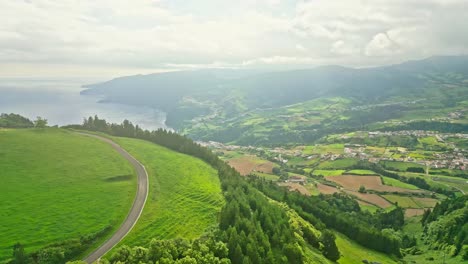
[81,55,468,145]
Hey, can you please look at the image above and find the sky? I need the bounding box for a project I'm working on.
[1,0,468,79]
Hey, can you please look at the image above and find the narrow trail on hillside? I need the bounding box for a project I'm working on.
[76,132,149,264]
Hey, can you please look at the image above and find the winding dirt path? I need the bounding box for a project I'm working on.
[77,133,148,264]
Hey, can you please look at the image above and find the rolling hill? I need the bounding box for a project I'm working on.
[0,129,137,262]
[81,55,468,145]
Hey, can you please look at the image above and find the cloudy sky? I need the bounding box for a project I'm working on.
[2,0,468,78]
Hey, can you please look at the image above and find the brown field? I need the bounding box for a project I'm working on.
[405,208,426,218]
[344,190,393,208]
[413,197,438,208]
[316,183,340,194]
[278,182,310,196]
[326,175,422,193]
[255,162,275,174]
[227,156,276,176]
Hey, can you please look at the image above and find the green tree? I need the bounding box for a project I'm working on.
[358,185,366,193]
[321,231,340,261]
[34,116,48,128]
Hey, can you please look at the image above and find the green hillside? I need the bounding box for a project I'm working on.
[82,55,468,145]
[111,137,224,248]
[0,129,136,261]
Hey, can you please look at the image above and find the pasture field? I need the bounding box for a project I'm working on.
[334,232,397,264]
[400,172,466,194]
[346,169,378,175]
[381,176,419,190]
[303,144,344,155]
[357,201,379,213]
[312,169,345,176]
[412,197,438,208]
[252,171,280,181]
[112,137,224,248]
[326,175,419,193]
[317,158,359,169]
[0,129,136,261]
[379,160,425,171]
[382,195,421,208]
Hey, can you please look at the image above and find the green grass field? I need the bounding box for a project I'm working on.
[112,137,224,248]
[0,129,136,261]
[317,158,359,169]
[382,195,420,208]
[334,232,397,264]
[252,172,280,181]
[382,176,420,190]
[379,160,425,171]
[312,169,345,176]
[346,169,378,175]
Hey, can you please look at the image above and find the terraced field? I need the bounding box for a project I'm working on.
[0,129,136,261]
[111,137,224,248]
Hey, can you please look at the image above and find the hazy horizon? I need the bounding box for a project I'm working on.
[2,0,468,79]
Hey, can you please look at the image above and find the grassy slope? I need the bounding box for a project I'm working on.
[334,232,398,264]
[382,176,420,190]
[112,137,224,248]
[0,129,136,261]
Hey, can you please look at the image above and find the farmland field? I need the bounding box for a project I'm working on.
[344,190,393,208]
[382,195,421,208]
[404,208,426,218]
[112,137,224,248]
[312,169,345,176]
[0,129,137,261]
[327,175,422,193]
[382,176,419,190]
[346,169,378,175]
[316,183,340,194]
[226,155,277,176]
[316,158,359,169]
[412,197,438,208]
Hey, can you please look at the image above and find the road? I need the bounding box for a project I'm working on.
[76,133,149,264]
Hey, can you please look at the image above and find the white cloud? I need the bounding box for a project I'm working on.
[365,33,399,57]
[0,0,467,77]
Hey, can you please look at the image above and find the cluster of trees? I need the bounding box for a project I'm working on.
[421,196,468,259]
[65,116,341,263]
[250,177,404,257]
[106,235,230,263]
[9,226,112,264]
[0,113,47,128]
[0,113,34,128]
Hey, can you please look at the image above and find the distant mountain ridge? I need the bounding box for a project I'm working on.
[81,55,468,144]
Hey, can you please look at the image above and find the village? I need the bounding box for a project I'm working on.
[198,130,468,172]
